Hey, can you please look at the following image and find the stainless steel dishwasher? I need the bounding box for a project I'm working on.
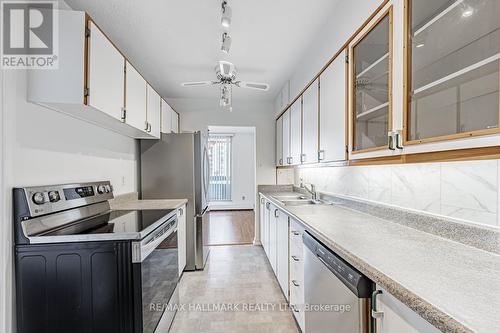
[303,231,373,333]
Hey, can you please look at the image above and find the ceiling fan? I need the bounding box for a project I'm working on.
[181,61,270,111]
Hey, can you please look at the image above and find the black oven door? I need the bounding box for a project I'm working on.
[133,218,179,333]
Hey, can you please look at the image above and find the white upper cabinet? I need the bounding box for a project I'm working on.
[28,10,161,140]
[161,99,173,133]
[290,100,302,165]
[171,110,179,133]
[319,51,347,162]
[125,61,148,132]
[146,84,161,138]
[302,79,319,164]
[282,110,291,165]
[87,21,124,122]
[276,117,284,166]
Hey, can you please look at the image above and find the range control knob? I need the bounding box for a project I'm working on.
[48,191,60,203]
[32,192,46,205]
[97,185,106,194]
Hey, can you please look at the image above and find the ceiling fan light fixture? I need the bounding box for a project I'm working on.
[221,1,232,29]
[221,33,232,54]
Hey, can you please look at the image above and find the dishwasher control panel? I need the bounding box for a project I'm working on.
[303,231,372,298]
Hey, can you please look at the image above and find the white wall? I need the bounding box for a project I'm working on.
[1,69,139,332]
[170,98,276,186]
[276,0,383,114]
[209,129,256,210]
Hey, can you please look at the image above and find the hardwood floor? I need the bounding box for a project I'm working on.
[204,210,255,246]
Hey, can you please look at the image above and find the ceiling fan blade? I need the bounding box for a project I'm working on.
[235,81,270,91]
[181,81,217,87]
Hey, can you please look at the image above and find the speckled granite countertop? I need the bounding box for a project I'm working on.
[259,189,500,333]
[109,192,187,211]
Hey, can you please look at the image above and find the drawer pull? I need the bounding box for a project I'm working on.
[292,280,300,287]
[291,231,300,236]
[291,255,300,262]
[291,305,299,313]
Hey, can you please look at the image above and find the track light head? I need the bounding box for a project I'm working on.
[221,33,232,54]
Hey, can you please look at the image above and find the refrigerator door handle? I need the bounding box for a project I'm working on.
[203,146,210,201]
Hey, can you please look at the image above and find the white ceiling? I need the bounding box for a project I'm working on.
[65,0,339,102]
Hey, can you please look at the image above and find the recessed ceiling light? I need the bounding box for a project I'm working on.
[462,8,473,17]
[416,43,425,48]
[221,1,232,29]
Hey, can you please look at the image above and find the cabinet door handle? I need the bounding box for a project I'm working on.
[279,158,283,165]
[291,305,299,313]
[274,209,279,218]
[289,157,293,164]
[291,231,300,236]
[291,255,300,262]
[261,198,264,204]
[300,154,306,163]
[395,132,403,150]
[121,107,127,122]
[178,208,183,216]
[292,280,300,287]
[371,290,384,319]
[318,150,325,161]
[388,134,396,150]
[266,202,270,210]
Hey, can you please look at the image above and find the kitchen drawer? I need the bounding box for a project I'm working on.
[290,240,303,257]
[290,256,303,279]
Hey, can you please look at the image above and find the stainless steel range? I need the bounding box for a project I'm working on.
[13,181,179,333]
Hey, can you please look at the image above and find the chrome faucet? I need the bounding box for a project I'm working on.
[300,179,318,201]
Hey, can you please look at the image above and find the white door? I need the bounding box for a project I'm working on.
[277,212,289,300]
[282,110,291,165]
[319,51,347,162]
[125,61,147,131]
[87,21,124,120]
[290,99,302,165]
[146,84,160,138]
[161,99,173,133]
[177,204,187,275]
[276,117,283,166]
[302,79,319,164]
[171,110,179,133]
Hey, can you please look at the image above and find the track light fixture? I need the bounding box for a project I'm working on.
[221,33,232,54]
[221,1,232,29]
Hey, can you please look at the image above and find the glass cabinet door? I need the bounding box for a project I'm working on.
[406,0,500,143]
[352,9,392,152]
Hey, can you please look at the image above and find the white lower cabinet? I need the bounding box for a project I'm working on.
[177,204,187,276]
[276,210,289,300]
[373,287,440,333]
[269,204,278,273]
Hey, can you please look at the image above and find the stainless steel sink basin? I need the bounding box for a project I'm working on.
[281,199,318,206]
[273,195,308,200]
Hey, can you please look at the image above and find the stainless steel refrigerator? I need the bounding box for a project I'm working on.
[140,131,210,270]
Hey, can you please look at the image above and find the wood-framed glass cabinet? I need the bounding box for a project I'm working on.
[350,6,394,155]
[403,0,500,147]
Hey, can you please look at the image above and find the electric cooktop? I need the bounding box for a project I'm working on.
[40,209,175,236]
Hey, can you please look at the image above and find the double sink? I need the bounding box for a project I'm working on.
[272,193,340,206]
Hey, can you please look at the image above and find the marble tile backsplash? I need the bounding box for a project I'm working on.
[294,159,500,228]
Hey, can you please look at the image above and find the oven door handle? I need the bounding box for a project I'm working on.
[132,220,177,263]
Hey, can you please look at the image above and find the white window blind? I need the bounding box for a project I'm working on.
[207,134,232,201]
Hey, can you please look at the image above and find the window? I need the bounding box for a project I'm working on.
[207,134,232,201]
